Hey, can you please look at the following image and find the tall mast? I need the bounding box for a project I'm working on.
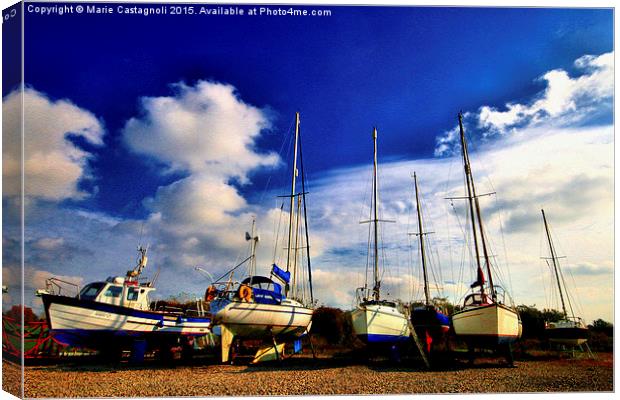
[413,172,431,305]
[458,113,495,298]
[372,127,380,301]
[298,128,314,304]
[292,194,302,299]
[249,218,257,276]
[541,209,568,317]
[285,112,301,296]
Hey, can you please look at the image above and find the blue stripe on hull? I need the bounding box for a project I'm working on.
[53,329,147,348]
[52,328,203,348]
[358,333,410,345]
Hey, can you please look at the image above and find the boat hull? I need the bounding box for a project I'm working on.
[452,303,521,347]
[41,294,211,348]
[351,303,410,345]
[411,306,450,339]
[545,320,589,346]
[210,299,313,340]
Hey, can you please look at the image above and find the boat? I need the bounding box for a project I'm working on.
[38,246,211,358]
[409,172,451,352]
[450,112,522,361]
[206,112,314,363]
[540,209,589,346]
[351,127,410,346]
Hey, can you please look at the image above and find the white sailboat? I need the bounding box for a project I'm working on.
[206,112,314,363]
[351,128,410,346]
[540,209,589,346]
[450,113,522,361]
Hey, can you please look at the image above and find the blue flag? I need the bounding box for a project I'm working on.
[271,264,290,284]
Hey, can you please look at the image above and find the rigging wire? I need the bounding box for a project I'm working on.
[258,118,295,206]
[488,186,514,297]
[444,155,456,303]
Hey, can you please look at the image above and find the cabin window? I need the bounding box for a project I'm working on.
[103,285,123,298]
[79,283,105,300]
[127,287,139,301]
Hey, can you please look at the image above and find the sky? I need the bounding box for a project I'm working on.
[1,2,614,323]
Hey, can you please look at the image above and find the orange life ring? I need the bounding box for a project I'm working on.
[205,285,217,301]
[238,285,252,302]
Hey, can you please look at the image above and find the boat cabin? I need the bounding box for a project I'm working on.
[240,276,284,305]
[462,292,493,308]
[360,299,397,308]
[78,276,155,310]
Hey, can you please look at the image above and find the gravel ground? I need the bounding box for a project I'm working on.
[7,353,613,398]
[2,360,22,397]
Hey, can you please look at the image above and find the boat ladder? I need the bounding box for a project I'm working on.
[404,310,430,368]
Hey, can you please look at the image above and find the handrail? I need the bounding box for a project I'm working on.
[45,278,81,298]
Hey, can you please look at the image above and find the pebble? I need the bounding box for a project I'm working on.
[2,353,612,397]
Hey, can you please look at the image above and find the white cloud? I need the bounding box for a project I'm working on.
[144,174,248,233]
[114,81,326,297]
[32,237,65,251]
[120,80,291,261]
[2,88,105,200]
[435,51,613,156]
[123,81,279,181]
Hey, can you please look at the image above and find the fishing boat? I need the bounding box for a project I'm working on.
[540,209,589,346]
[351,128,410,346]
[409,172,450,352]
[450,113,521,361]
[206,112,314,363]
[38,246,211,358]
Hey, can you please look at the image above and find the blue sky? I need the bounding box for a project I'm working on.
[2,2,614,322]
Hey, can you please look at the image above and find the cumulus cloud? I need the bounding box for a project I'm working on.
[2,88,105,200]
[120,80,288,257]
[123,81,279,181]
[115,80,324,296]
[435,52,613,156]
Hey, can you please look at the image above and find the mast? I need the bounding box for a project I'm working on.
[458,112,495,299]
[292,194,302,299]
[285,112,301,296]
[541,209,568,317]
[413,172,431,305]
[298,128,314,304]
[372,127,380,301]
[249,218,257,277]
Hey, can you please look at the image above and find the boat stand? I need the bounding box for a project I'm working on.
[306,333,317,359]
[582,342,596,359]
[554,342,595,359]
[271,333,281,361]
